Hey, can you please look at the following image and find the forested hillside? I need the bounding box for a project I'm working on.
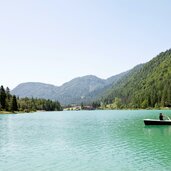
[103,49,171,109]
[11,49,171,108]
[0,85,62,112]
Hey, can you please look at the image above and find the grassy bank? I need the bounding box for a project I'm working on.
[0,111,14,114]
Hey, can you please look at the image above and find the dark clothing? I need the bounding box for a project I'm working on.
[159,113,164,120]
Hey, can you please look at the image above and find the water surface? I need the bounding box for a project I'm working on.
[0,110,171,171]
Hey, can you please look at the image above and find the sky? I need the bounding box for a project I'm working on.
[0,0,171,89]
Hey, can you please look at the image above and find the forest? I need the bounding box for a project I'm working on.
[101,49,171,109]
[0,85,62,112]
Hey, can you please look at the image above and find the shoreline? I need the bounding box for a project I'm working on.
[0,111,15,114]
[1,108,171,114]
[0,110,61,114]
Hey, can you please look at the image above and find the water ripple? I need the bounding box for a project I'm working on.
[0,110,171,171]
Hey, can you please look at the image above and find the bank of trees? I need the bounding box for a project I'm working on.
[0,85,62,112]
[18,97,62,112]
[102,49,171,109]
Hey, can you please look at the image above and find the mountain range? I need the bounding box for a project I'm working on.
[12,49,171,108]
[11,71,129,105]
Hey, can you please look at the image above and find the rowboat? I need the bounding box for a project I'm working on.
[144,119,171,125]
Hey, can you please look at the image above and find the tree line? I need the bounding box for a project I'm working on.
[0,85,62,112]
[101,49,171,109]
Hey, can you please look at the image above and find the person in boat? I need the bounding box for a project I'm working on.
[159,113,164,120]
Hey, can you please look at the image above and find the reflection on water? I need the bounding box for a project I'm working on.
[144,125,171,136]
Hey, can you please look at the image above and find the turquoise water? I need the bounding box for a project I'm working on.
[1,110,171,171]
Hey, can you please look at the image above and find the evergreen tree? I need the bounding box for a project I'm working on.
[5,87,11,111]
[6,87,11,99]
[0,85,6,110]
[10,95,18,112]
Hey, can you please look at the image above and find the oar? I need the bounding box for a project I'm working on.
[165,115,171,120]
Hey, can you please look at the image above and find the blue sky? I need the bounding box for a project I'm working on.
[0,0,171,89]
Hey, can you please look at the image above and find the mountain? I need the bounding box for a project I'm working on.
[103,49,171,108]
[11,49,171,108]
[53,75,107,104]
[12,73,128,105]
[12,82,59,100]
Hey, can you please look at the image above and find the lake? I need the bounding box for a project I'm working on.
[1,110,171,171]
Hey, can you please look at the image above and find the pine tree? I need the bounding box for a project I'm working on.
[10,95,18,112]
[0,85,6,110]
[6,87,11,99]
[5,87,11,111]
